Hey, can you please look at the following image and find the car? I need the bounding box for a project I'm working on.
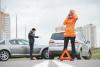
[0,39,49,61]
[49,32,92,60]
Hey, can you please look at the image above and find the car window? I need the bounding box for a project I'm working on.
[51,33,64,40]
[9,40,17,45]
[17,39,29,45]
[18,40,24,45]
[22,40,29,45]
[0,40,5,45]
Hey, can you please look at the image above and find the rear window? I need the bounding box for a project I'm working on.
[51,33,64,40]
[51,32,87,42]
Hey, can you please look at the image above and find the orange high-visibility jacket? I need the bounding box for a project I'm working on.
[64,15,78,37]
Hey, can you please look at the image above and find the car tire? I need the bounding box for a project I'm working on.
[76,53,81,60]
[42,49,49,59]
[83,50,92,60]
[76,48,83,60]
[0,50,10,61]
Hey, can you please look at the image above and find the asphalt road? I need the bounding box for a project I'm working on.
[0,58,43,67]
[0,58,100,67]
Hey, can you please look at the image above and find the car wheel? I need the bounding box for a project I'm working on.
[0,50,10,61]
[83,50,92,60]
[42,49,49,59]
[76,53,81,60]
[76,49,83,60]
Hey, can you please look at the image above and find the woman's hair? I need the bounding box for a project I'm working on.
[69,10,76,15]
[67,9,78,19]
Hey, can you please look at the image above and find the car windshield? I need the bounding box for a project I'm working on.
[51,33,64,40]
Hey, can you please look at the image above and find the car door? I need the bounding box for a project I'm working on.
[23,40,41,55]
[17,39,30,55]
[21,40,41,55]
[9,40,26,55]
[16,39,41,55]
[33,44,42,54]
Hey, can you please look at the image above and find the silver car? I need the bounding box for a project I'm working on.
[0,39,49,61]
[49,32,92,60]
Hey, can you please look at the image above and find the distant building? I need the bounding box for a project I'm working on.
[55,25,65,33]
[0,11,10,40]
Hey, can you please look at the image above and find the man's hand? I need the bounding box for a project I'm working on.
[35,36,39,38]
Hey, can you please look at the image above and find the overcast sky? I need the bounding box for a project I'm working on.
[1,0,100,47]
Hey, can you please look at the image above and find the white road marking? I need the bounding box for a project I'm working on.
[32,60,76,67]
[53,60,76,67]
[32,60,49,67]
